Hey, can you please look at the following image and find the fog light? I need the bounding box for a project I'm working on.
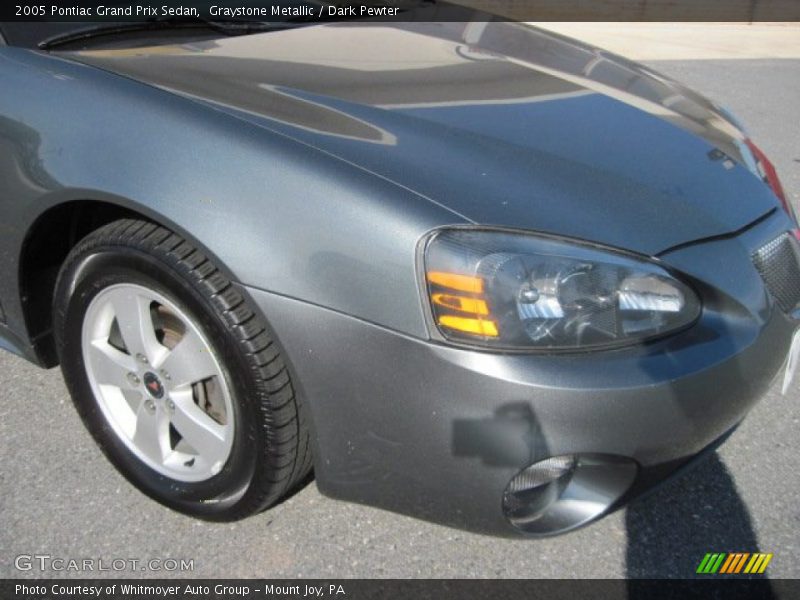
[508,455,577,492]
[503,454,637,536]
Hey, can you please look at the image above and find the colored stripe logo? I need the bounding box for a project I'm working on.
[696,552,773,574]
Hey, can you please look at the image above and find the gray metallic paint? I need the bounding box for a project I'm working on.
[0,21,785,351]
[0,44,460,351]
[66,22,780,257]
[246,210,794,535]
[0,19,796,535]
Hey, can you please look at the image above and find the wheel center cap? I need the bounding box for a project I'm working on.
[143,372,165,399]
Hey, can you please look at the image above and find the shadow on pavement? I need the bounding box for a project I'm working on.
[625,452,773,591]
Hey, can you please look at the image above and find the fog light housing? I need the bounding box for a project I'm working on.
[503,454,637,536]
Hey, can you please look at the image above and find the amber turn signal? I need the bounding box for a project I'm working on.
[427,271,484,294]
[438,315,499,337]
[431,294,489,315]
[427,271,498,337]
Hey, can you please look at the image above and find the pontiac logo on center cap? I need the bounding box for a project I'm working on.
[143,372,164,399]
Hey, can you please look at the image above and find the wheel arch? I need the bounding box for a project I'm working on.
[18,195,242,367]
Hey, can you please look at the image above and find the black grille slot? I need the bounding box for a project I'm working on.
[753,232,800,313]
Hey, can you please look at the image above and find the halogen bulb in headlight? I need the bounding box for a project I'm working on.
[423,229,700,350]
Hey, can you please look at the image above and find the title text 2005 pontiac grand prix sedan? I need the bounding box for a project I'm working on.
[1,11,798,536]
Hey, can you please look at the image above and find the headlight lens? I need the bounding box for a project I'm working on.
[423,229,701,350]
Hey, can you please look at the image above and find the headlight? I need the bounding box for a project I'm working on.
[422,229,701,351]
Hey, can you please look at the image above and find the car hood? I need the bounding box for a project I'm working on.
[66,21,778,255]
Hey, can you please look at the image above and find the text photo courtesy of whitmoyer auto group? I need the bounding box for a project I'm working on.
[1,1,799,598]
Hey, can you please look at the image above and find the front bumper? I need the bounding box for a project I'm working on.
[244,213,797,537]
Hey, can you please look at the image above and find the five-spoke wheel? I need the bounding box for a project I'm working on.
[55,219,311,519]
[82,283,233,482]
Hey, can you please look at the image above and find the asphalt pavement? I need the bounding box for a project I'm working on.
[1,57,799,579]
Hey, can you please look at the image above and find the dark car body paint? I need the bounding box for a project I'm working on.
[0,20,795,535]
[0,21,783,349]
[246,210,794,535]
[67,22,778,258]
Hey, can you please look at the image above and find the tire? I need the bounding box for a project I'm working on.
[53,218,312,520]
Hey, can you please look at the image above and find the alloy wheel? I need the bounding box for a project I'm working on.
[81,283,234,482]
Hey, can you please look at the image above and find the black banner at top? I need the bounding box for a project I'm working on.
[2,0,800,23]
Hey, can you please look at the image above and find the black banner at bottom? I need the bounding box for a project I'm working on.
[3,579,799,600]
